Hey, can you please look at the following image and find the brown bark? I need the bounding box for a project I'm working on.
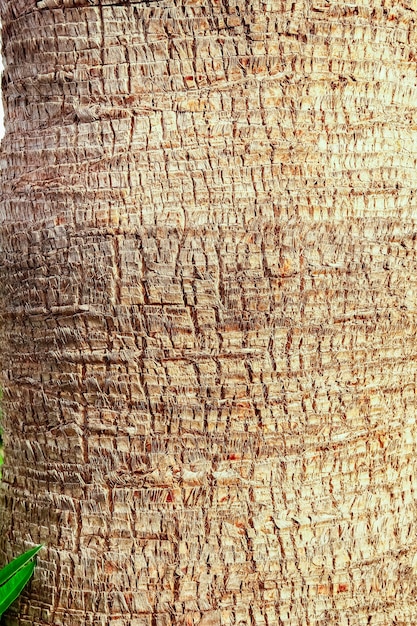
[1,1,417,625]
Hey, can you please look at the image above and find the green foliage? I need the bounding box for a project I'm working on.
[0,545,42,617]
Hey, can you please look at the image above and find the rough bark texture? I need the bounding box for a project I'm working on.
[1,1,417,625]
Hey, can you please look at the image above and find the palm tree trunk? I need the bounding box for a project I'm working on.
[1,2,417,625]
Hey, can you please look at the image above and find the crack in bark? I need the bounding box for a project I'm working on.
[37,0,164,8]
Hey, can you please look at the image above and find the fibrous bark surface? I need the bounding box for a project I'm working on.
[1,1,417,625]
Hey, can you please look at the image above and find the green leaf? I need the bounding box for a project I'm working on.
[0,545,42,587]
[0,560,35,617]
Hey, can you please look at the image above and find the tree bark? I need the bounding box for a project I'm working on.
[1,1,417,625]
